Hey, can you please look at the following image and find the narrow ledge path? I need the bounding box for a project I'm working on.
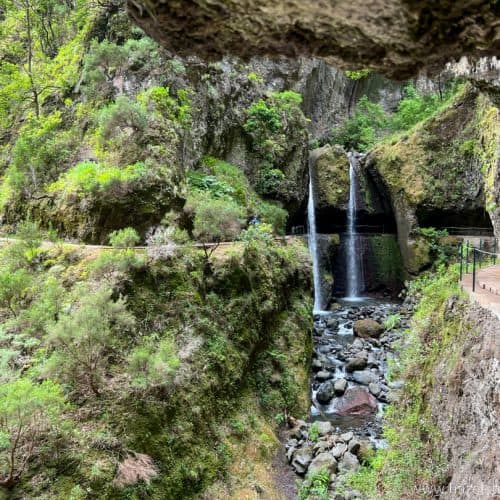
[461,264,500,319]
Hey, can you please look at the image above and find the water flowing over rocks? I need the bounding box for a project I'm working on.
[284,300,412,491]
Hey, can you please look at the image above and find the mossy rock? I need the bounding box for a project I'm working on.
[312,144,350,210]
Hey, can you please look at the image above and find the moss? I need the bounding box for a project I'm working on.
[370,85,484,211]
[313,145,350,209]
[368,234,404,286]
[343,266,467,498]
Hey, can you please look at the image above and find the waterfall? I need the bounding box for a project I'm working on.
[307,168,323,312]
[346,153,361,298]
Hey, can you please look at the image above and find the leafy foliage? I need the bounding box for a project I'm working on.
[331,83,464,151]
[109,227,141,249]
[0,378,68,487]
[47,286,135,395]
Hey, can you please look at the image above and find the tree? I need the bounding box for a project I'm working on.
[0,378,67,487]
[192,196,245,261]
[47,286,135,396]
[109,227,140,249]
[0,268,31,318]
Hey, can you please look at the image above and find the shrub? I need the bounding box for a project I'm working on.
[47,286,135,395]
[330,96,387,151]
[48,161,147,196]
[145,225,178,261]
[11,112,76,192]
[193,197,245,244]
[82,39,126,99]
[298,469,330,500]
[127,334,180,388]
[0,378,68,487]
[109,227,140,249]
[98,96,148,142]
[258,201,288,235]
[0,268,31,317]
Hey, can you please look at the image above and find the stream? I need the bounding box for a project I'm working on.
[285,299,412,493]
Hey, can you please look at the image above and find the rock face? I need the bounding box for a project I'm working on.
[127,0,500,79]
[333,386,378,416]
[362,85,500,267]
[353,319,384,339]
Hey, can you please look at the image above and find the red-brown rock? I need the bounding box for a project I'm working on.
[333,386,378,417]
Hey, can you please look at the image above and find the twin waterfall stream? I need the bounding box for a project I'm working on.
[308,152,362,310]
[289,152,406,489]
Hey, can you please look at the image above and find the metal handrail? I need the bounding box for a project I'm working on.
[460,238,499,292]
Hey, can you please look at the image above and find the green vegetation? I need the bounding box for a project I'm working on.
[342,265,465,498]
[0,378,68,487]
[244,90,308,198]
[345,69,372,80]
[109,227,141,248]
[0,215,311,497]
[331,82,464,151]
[298,469,330,500]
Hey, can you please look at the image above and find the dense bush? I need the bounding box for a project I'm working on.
[331,83,464,151]
[193,197,245,243]
[0,378,68,487]
[48,161,147,196]
[98,96,148,142]
[109,227,141,248]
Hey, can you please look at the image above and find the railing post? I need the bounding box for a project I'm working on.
[494,238,497,266]
[465,241,469,274]
[459,242,463,280]
[472,248,476,292]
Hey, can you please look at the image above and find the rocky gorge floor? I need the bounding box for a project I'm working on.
[284,300,412,497]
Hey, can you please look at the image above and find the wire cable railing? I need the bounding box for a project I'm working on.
[459,238,500,292]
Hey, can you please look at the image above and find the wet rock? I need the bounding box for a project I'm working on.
[316,380,336,403]
[315,421,334,436]
[348,439,361,455]
[356,440,376,464]
[311,359,323,371]
[345,357,367,372]
[307,452,337,477]
[331,442,348,458]
[332,387,378,416]
[368,382,382,397]
[352,338,364,349]
[316,370,334,382]
[388,380,404,389]
[353,319,384,339]
[326,317,339,329]
[352,370,378,386]
[292,448,314,475]
[339,431,354,442]
[339,451,360,472]
[334,378,348,395]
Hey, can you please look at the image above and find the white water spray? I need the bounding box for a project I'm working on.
[346,153,361,298]
[307,168,322,312]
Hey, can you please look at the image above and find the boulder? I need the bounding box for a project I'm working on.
[307,452,338,477]
[332,387,378,416]
[334,378,348,395]
[316,370,334,382]
[353,319,384,339]
[345,357,367,372]
[368,382,382,397]
[331,442,348,458]
[352,370,378,386]
[339,431,354,443]
[292,448,314,475]
[314,421,334,437]
[316,380,336,404]
[339,451,360,472]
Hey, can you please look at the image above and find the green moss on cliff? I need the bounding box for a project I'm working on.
[1,232,311,498]
[342,266,467,498]
[313,145,350,209]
